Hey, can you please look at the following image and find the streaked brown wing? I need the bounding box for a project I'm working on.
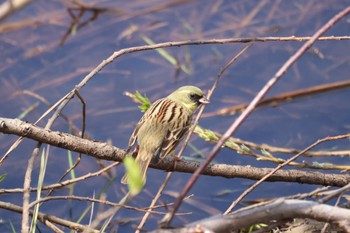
[127,98,165,151]
[159,114,191,159]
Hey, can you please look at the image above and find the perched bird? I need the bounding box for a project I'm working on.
[121,86,209,185]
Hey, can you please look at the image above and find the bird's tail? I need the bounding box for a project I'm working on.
[121,151,152,185]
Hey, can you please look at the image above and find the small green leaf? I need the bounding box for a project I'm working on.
[9,220,16,233]
[247,223,268,232]
[123,157,144,195]
[0,173,6,182]
[205,129,217,140]
[194,125,202,133]
[261,149,273,157]
[240,144,251,152]
[311,162,332,168]
[224,140,240,150]
[17,102,39,119]
[276,158,285,163]
[134,91,151,112]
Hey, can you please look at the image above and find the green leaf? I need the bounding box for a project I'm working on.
[67,150,76,179]
[31,147,49,233]
[0,173,6,182]
[224,140,240,150]
[240,144,251,152]
[123,157,144,195]
[261,149,273,157]
[276,158,285,163]
[9,220,16,233]
[205,129,217,140]
[311,162,333,168]
[17,102,39,119]
[194,125,202,133]
[134,91,151,112]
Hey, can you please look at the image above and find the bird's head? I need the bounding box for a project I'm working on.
[167,86,209,112]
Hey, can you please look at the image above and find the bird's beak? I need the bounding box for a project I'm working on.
[199,97,210,104]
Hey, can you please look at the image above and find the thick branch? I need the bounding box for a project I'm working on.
[152,199,350,233]
[1,117,349,187]
[0,118,125,161]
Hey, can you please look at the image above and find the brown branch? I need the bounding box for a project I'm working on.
[0,118,125,161]
[1,117,349,187]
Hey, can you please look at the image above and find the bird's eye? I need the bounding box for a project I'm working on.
[189,93,202,102]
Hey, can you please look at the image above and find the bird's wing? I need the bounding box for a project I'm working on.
[127,121,142,152]
[159,114,191,159]
[127,98,165,151]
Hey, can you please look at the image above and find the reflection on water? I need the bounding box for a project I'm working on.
[1,1,350,232]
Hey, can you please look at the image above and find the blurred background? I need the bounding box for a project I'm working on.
[1,0,350,232]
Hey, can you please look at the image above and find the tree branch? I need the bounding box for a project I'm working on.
[151,199,350,233]
[1,117,349,187]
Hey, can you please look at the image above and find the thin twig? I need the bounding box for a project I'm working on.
[47,90,86,196]
[22,146,40,233]
[28,195,189,215]
[0,161,120,194]
[203,79,350,117]
[318,182,350,204]
[0,201,99,233]
[321,194,343,233]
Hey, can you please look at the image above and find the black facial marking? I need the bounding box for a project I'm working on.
[189,93,203,104]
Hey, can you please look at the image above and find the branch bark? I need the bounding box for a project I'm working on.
[151,199,350,233]
[1,117,349,187]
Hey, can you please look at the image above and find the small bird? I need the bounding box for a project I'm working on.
[121,86,209,185]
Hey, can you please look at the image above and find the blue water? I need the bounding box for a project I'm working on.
[1,1,350,232]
